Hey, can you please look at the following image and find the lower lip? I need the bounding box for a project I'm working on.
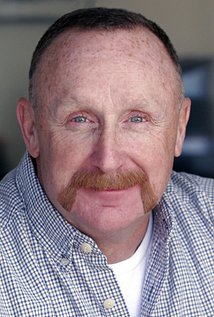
[101,189,124,192]
[82,186,139,196]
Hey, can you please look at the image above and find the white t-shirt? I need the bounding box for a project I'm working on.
[109,214,153,317]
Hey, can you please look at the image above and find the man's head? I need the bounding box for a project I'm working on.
[17,8,190,240]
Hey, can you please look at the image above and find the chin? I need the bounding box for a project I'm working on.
[69,203,147,238]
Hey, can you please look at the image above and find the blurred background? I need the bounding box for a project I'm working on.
[0,0,214,179]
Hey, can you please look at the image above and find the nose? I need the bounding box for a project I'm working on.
[91,127,124,173]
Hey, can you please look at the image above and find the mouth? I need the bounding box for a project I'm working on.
[76,186,142,208]
[86,185,137,192]
[82,185,139,195]
[103,189,123,192]
[86,183,138,192]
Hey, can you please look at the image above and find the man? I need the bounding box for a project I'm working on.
[0,7,213,317]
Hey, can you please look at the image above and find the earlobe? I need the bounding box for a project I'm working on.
[16,97,39,158]
[174,97,191,157]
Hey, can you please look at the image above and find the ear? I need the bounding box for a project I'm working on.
[174,97,191,157]
[16,97,39,158]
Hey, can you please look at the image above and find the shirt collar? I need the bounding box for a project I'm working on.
[153,178,176,243]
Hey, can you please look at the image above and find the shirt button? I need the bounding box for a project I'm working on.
[81,242,92,253]
[60,258,69,266]
[103,298,115,309]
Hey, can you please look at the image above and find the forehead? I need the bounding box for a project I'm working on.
[33,28,181,107]
[37,27,175,71]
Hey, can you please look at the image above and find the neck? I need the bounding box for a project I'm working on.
[93,213,150,264]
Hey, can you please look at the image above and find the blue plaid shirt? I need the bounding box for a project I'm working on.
[0,153,213,316]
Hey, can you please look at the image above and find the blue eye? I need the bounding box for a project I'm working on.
[130,115,144,123]
[72,116,87,123]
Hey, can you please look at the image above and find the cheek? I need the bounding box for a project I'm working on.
[126,131,175,165]
[40,131,98,187]
[124,131,175,195]
[40,130,91,162]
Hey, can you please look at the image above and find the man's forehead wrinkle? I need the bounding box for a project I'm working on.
[33,28,181,111]
[38,29,163,69]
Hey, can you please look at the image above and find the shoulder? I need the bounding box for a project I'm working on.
[162,171,214,246]
[154,172,214,313]
[166,171,214,238]
[169,171,214,212]
[171,171,214,197]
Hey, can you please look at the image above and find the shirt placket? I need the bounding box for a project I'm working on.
[70,239,131,317]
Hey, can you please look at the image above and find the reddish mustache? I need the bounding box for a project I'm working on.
[65,170,148,191]
[58,170,157,212]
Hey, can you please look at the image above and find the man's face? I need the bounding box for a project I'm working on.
[19,29,190,238]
